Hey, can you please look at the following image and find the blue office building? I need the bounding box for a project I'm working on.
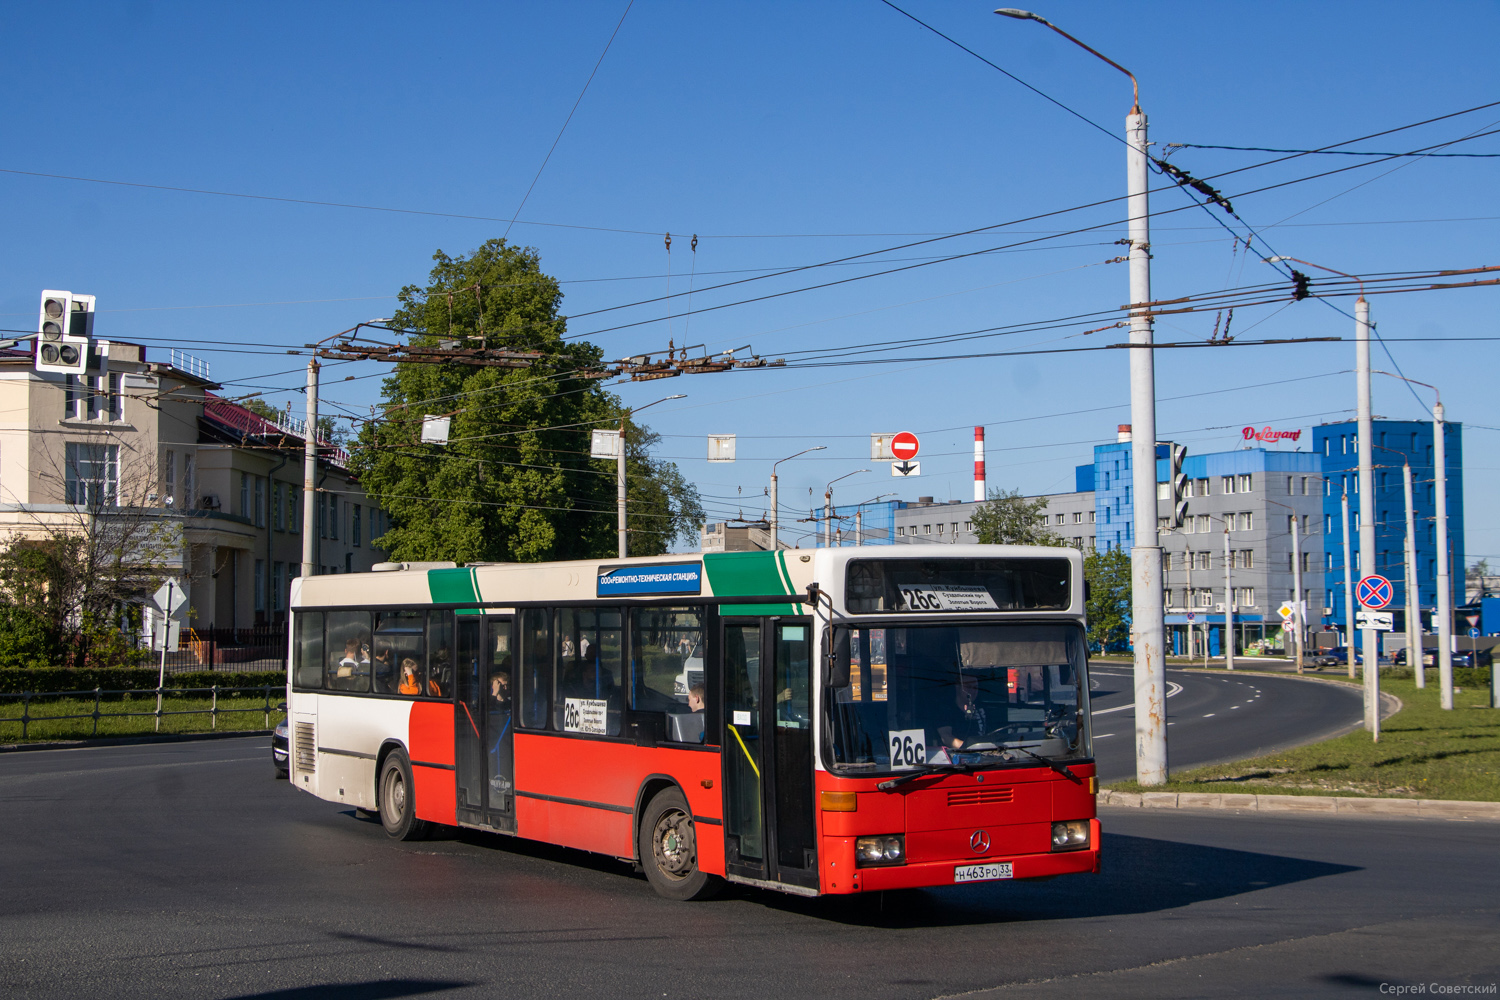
[1314,419,1464,629]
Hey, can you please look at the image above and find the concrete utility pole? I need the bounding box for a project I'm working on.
[1291,515,1305,674]
[823,470,868,548]
[1433,401,1454,709]
[771,446,826,550]
[1223,525,1235,670]
[301,358,319,579]
[995,7,1163,780]
[1403,463,1423,689]
[1356,296,1379,738]
[1341,489,1356,679]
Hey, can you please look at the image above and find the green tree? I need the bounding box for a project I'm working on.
[1084,547,1132,652]
[969,487,1066,546]
[350,239,702,563]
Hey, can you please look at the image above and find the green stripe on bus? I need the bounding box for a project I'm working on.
[428,567,482,613]
[704,551,797,615]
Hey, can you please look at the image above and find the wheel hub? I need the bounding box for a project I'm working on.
[653,810,695,877]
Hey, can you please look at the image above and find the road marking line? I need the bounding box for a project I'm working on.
[1204,713,1215,717]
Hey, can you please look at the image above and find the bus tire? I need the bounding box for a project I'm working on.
[378,751,430,842]
[638,787,721,901]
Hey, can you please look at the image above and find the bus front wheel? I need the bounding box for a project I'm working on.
[378,751,430,841]
[639,787,722,901]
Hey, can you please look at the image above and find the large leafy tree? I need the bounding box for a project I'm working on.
[350,240,702,563]
[969,487,1066,546]
[1084,547,1132,653]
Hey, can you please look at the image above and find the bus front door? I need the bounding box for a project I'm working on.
[455,615,515,834]
[721,617,818,890]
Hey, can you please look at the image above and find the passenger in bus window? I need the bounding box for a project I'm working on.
[429,644,451,697]
[372,644,396,694]
[688,684,705,713]
[399,658,421,696]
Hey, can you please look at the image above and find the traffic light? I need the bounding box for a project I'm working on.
[1170,443,1189,528]
[35,290,93,375]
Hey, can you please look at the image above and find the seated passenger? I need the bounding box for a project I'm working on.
[688,684,706,713]
[398,658,421,696]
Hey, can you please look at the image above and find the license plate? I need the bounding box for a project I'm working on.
[954,862,1013,883]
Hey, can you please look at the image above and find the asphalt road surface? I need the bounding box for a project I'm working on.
[1089,667,1365,783]
[3,736,1495,1000]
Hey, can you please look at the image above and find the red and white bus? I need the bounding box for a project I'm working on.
[286,546,1099,899]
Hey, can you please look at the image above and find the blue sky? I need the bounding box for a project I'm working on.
[4,1,1497,559]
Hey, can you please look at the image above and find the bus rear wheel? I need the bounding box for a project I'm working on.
[639,787,721,901]
[379,751,430,841]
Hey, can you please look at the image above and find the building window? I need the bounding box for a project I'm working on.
[1239,474,1252,492]
[1196,478,1209,497]
[1157,482,1169,500]
[272,562,285,611]
[923,524,931,534]
[965,520,974,530]
[896,526,904,537]
[937,523,945,535]
[1072,511,1082,524]
[1194,515,1209,533]
[240,472,250,518]
[1239,512,1253,531]
[1054,513,1065,526]
[1221,476,1235,495]
[65,373,121,421]
[1088,511,1096,523]
[1182,517,1195,534]
[1235,587,1255,608]
[1286,476,1294,495]
[1326,552,1335,571]
[254,477,266,528]
[64,442,118,506]
[183,452,195,510]
[254,559,265,613]
[289,487,300,533]
[273,483,285,531]
[1302,552,1311,573]
[163,450,176,506]
[330,496,339,540]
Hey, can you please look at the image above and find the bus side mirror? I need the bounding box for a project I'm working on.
[825,628,850,688]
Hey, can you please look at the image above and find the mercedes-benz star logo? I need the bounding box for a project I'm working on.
[970,829,990,855]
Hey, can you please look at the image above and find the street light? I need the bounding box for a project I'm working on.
[823,470,870,548]
[617,394,686,558]
[771,446,827,549]
[997,8,1166,786]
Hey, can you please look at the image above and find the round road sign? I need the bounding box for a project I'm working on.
[1356,574,1393,610]
[891,431,919,461]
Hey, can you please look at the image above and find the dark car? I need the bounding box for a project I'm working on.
[1454,648,1494,669]
[1310,646,1361,668]
[1392,647,1432,667]
[272,702,289,778]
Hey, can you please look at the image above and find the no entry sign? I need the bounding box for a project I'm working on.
[891,432,919,461]
[1357,574,1393,610]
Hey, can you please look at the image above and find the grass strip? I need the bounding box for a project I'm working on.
[0,693,282,742]
[1108,676,1500,802]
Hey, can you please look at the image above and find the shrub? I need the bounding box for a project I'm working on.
[0,667,285,695]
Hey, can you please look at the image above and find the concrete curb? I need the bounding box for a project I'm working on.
[1099,788,1500,822]
[0,730,272,754]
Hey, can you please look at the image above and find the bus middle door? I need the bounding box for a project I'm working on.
[721,617,818,890]
[455,614,515,834]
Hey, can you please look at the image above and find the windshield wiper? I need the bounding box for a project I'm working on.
[1006,744,1082,784]
[876,763,973,791]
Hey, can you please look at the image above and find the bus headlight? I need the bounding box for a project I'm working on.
[1051,820,1090,851]
[855,835,905,866]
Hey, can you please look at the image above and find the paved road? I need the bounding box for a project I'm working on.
[2,738,1495,999]
[1088,668,1365,783]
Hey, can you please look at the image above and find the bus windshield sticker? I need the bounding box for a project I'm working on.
[596,563,702,597]
[563,698,609,736]
[898,583,999,612]
[888,729,926,770]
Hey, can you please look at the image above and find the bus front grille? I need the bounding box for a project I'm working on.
[294,722,316,773]
[947,787,1014,807]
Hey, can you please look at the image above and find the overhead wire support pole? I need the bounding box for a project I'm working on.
[1403,462,1423,689]
[1223,524,1234,671]
[1433,399,1454,710]
[996,6,1164,783]
[1356,297,1379,739]
[1342,488,1357,679]
[302,357,319,579]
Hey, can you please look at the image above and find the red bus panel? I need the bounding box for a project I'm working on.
[409,702,457,826]
[514,733,724,870]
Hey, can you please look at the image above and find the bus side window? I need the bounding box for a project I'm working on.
[325,610,373,693]
[518,608,552,729]
[374,610,426,697]
[428,612,454,698]
[556,608,623,736]
[294,611,323,689]
[629,607,705,742]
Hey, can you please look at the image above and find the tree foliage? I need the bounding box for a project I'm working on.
[350,240,703,563]
[969,487,1067,546]
[1084,547,1132,652]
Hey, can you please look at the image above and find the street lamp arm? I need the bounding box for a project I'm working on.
[994,9,1139,112]
[1371,370,1439,407]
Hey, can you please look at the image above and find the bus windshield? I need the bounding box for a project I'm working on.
[826,622,1090,773]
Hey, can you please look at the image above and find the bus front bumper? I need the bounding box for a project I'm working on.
[827,818,1101,893]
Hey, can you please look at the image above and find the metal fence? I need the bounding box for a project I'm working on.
[146,624,289,675]
[1,684,287,739]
